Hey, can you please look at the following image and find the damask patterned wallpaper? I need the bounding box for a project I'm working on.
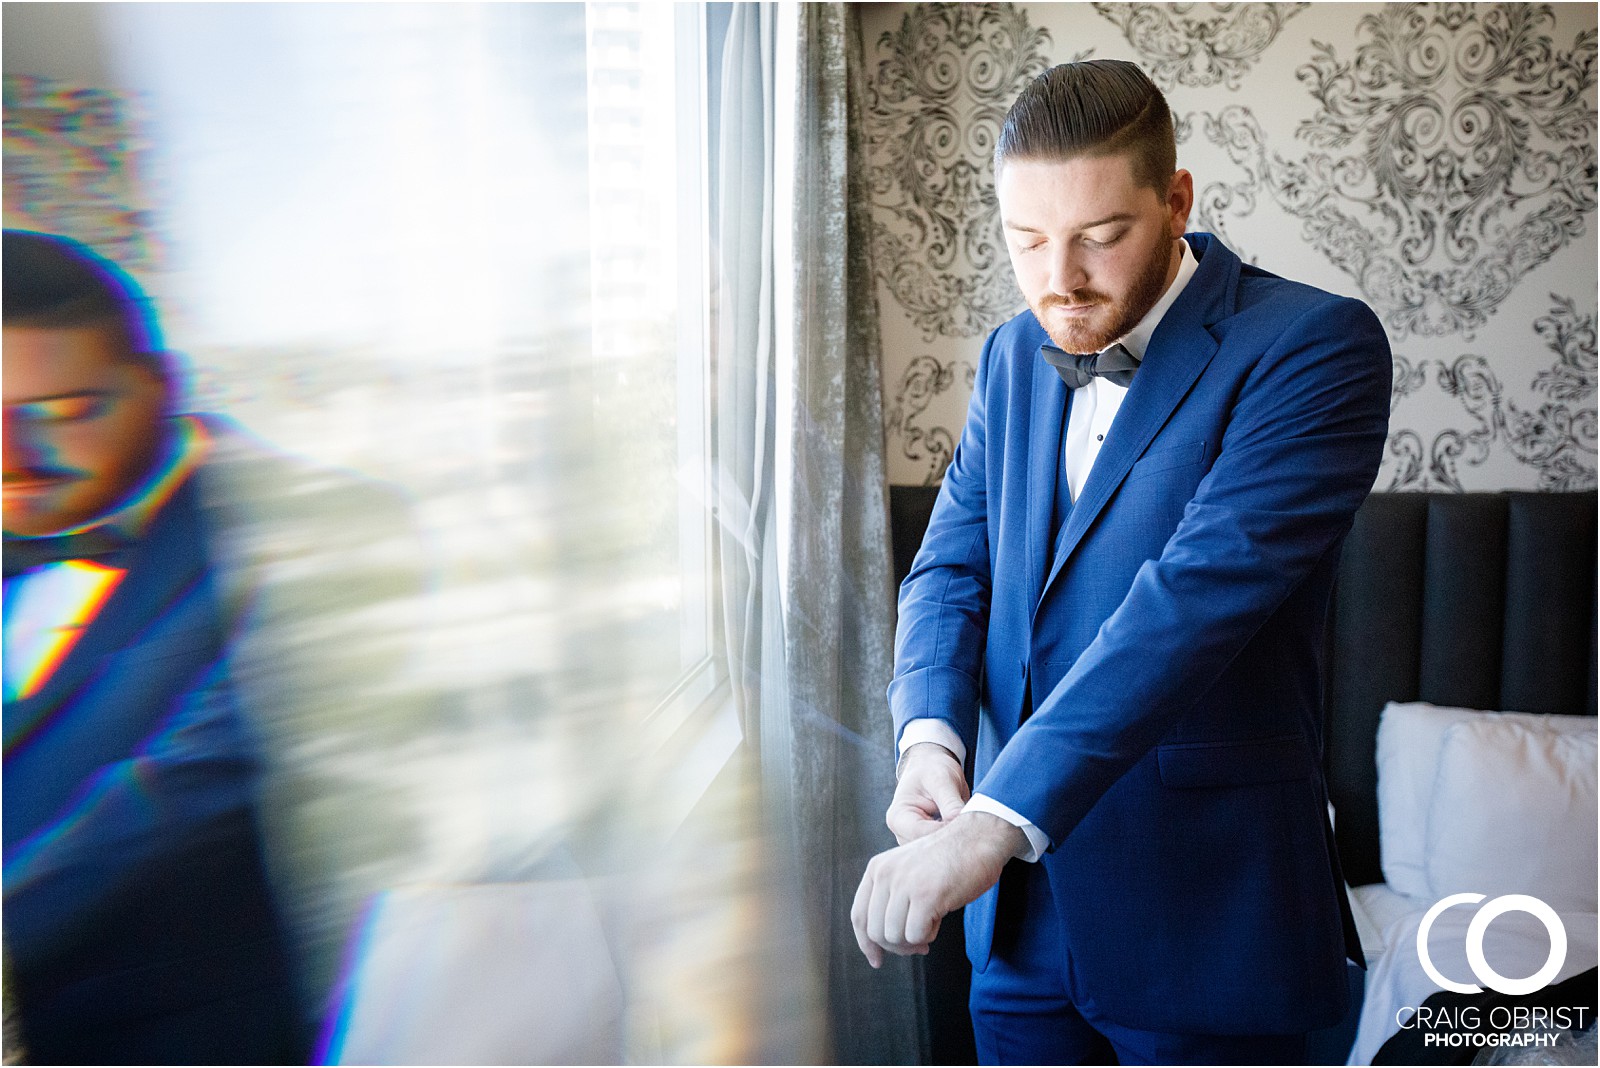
[2,76,157,277]
[864,3,1598,492]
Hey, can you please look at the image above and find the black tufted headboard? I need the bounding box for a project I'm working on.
[1324,491,1598,886]
[888,487,1600,888]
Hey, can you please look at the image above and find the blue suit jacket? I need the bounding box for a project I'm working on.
[4,474,302,1063]
[889,234,1391,1035]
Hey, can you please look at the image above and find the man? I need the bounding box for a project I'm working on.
[3,231,426,1062]
[851,62,1390,1064]
[3,229,304,1062]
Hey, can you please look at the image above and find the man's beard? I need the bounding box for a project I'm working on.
[1031,233,1176,355]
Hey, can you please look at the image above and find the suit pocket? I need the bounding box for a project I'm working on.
[1157,735,1312,789]
[1127,439,1207,482]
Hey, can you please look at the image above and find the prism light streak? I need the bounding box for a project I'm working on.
[4,560,128,701]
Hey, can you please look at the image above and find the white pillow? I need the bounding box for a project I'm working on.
[1375,701,1594,898]
[1425,716,1598,911]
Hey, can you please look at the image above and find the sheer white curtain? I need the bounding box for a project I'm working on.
[712,2,783,787]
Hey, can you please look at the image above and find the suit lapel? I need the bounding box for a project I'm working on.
[1038,236,1239,603]
[1026,348,1070,606]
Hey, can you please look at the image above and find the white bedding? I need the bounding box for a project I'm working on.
[1345,882,1598,1065]
[1350,882,1418,958]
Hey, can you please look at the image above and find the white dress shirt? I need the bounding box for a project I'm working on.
[900,239,1200,861]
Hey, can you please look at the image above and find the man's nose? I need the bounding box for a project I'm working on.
[3,415,48,472]
[1046,246,1088,297]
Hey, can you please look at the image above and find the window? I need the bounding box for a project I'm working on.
[584,3,735,786]
[90,0,736,831]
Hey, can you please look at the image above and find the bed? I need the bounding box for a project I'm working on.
[1325,491,1598,1064]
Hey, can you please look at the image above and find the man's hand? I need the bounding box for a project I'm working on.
[887,742,970,845]
[851,810,1026,968]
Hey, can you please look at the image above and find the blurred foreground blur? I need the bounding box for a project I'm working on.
[3,4,821,1062]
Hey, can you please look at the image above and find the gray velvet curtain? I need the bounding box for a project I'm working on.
[779,4,929,1063]
[713,4,927,1060]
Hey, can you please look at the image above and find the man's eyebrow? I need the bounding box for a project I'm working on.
[5,390,112,406]
[1001,213,1139,233]
[1076,213,1137,230]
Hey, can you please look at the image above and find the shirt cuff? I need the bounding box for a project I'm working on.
[898,718,968,766]
[964,794,1051,863]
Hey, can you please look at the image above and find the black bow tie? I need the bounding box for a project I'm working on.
[1041,343,1141,389]
[3,528,130,579]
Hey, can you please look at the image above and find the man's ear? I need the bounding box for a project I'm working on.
[1167,169,1194,238]
[128,349,181,415]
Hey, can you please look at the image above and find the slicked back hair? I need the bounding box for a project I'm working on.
[3,229,163,360]
[995,60,1176,192]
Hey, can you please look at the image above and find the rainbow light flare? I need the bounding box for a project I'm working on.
[6,560,128,701]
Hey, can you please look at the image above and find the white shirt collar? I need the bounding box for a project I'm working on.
[1110,237,1198,361]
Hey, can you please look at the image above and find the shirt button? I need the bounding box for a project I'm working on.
[1096,434,1104,441]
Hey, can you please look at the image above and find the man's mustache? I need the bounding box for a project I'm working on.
[3,468,80,485]
[1037,292,1110,310]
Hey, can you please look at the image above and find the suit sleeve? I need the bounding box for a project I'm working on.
[886,329,1000,759]
[3,661,263,956]
[977,296,1392,845]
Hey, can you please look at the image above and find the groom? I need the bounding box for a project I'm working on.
[852,60,1389,1064]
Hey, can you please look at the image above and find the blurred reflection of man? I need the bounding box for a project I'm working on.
[2,230,302,1063]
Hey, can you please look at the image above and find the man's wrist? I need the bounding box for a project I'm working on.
[895,740,959,782]
[954,809,1030,862]
[962,794,1050,862]
[898,719,968,765]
